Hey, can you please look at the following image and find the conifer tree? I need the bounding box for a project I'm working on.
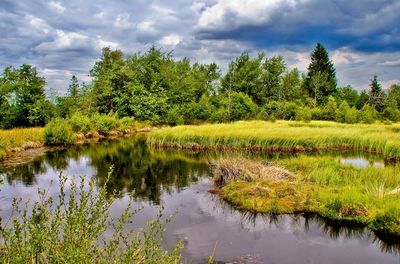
[305,43,337,105]
[368,75,385,112]
[68,75,80,98]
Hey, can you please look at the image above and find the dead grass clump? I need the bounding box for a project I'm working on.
[339,203,368,217]
[212,157,296,186]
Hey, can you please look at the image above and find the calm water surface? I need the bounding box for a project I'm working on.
[0,136,399,263]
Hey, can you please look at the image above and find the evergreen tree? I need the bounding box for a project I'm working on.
[368,75,385,112]
[305,43,337,105]
[68,75,80,98]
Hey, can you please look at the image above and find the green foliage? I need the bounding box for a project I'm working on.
[358,104,378,124]
[368,75,386,112]
[305,43,337,104]
[28,98,55,126]
[0,64,46,128]
[166,106,185,126]
[44,118,75,146]
[296,107,312,122]
[69,112,93,133]
[228,92,258,121]
[92,113,119,134]
[0,173,182,263]
[336,101,358,123]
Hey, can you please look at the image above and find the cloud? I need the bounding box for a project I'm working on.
[0,0,399,94]
[48,1,65,13]
[159,34,181,46]
[114,13,135,29]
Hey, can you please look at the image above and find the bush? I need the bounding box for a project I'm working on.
[166,106,184,126]
[382,107,400,122]
[336,101,359,124]
[92,113,118,134]
[209,107,229,123]
[296,107,312,122]
[69,112,93,133]
[44,118,75,146]
[0,172,182,263]
[229,92,258,121]
[358,104,378,124]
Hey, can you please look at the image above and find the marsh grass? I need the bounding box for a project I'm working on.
[0,171,182,264]
[148,120,400,158]
[0,127,44,159]
[214,156,400,238]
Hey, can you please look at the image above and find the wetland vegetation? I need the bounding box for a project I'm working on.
[1,42,400,262]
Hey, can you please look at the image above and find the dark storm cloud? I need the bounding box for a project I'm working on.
[195,0,400,52]
[0,0,399,93]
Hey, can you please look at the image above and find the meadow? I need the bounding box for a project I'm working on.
[148,120,400,159]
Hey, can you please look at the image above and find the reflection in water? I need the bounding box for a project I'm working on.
[0,136,399,263]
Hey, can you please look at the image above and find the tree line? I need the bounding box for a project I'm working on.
[1,43,400,128]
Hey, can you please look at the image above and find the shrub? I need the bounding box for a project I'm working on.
[209,107,229,123]
[166,106,184,126]
[44,118,75,146]
[69,112,93,133]
[296,107,312,122]
[0,172,182,263]
[358,104,378,124]
[280,102,299,120]
[229,92,258,121]
[336,101,359,124]
[382,107,400,122]
[92,113,118,134]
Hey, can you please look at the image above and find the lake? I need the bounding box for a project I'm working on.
[0,136,399,263]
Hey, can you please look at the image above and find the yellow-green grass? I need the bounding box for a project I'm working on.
[148,120,400,158]
[0,127,44,159]
[217,156,400,238]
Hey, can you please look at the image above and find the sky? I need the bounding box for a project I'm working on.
[1,0,399,94]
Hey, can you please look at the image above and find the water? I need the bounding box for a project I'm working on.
[0,136,399,263]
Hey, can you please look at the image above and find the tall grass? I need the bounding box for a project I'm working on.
[216,155,400,237]
[0,127,44,159]
[148,120,400,158]
[0,172,182,263]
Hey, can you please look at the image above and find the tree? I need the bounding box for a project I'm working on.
[386,84,400,108]
[281,68,302,102]
[305,43,337,104]
[261,56,286,101]
[68,75,80,98]
[336,85,359,107]
[0,64,46,128]
[221,52,263,105]
[368,75,385,112]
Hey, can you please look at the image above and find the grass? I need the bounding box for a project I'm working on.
[213,156,400,238]
[0,171,182,263]
[148,120,400,159]
[0,127,44,159]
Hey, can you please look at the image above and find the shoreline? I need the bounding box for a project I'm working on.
[0,127,152,165]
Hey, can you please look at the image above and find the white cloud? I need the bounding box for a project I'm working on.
[48,1,66,13]
[151,4,175,16]
[378,59,400,67]
[114,13,135,29]
[137,21,156,33]
[26,15,51,34]
[35,30,88,51]
[332,48,361,65]
[197,0,300,30]
[96,37,119,50]
[158,34,181,46]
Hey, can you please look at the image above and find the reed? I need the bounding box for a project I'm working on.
[148,121,400,158]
